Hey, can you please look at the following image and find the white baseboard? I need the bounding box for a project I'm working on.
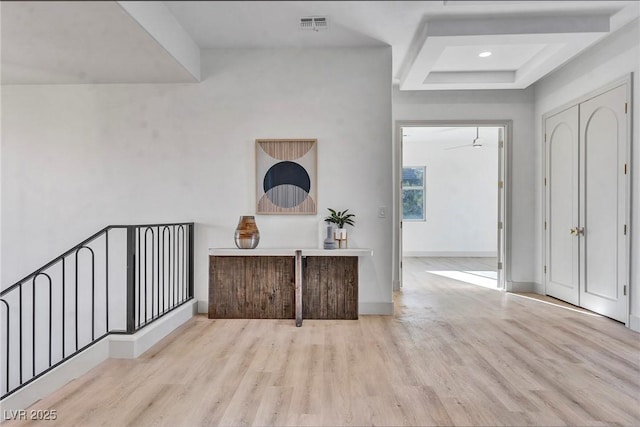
[506,281,536,293]
[392,279,401,291]
[630,314,640,332]
[403,251,498,258]
[110,301,197,358]
[197,299,208,314]
[533,282,545,294]
[1,301,197,412]
[359,302,394,315]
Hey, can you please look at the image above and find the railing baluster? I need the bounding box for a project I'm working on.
[137,227,141,328]
[19,284,22,385]
[126,227,136,334]
[183,226,187,301]
[149,228,154,319]
[161,228,164,314]
[184,226,188,299]
[178,226,185,303]
[91,249,95,341]
[62,258,65,358]
[1,299,10,394]
[188,224,194,298]
[75,247,95,348]
[162,226,171,315]
[144,228,147,323]
[32,278,36,377]
[156,227,160,317]
[30,273,53,376]
[173,225,176,307]
[31,272,53,375]
[75,251,78,351]
[105,229,109,332]
[144,227,154,324]
[48,277,52,368]
[176,226,180,303]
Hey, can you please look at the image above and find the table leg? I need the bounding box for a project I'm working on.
[295,250,303,327]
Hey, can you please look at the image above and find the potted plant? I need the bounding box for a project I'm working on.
[324,208,355,248]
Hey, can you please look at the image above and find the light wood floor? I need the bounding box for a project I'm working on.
[6,258,640,426]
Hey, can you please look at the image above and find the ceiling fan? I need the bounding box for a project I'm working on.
[445,127,484,150]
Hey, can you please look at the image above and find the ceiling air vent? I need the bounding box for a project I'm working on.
[299,16,327,32]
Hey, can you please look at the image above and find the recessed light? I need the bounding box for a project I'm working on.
[479,51,492,58]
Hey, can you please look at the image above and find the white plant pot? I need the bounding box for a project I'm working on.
[334,228,347,240]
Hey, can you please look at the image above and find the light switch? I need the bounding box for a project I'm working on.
[378,206,386,218]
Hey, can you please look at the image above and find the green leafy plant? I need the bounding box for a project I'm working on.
[324,208,355,229]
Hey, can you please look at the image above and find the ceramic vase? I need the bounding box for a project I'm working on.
[234,216,260,249]
[323,224,338,249]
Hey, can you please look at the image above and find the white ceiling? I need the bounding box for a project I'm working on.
[0,1,197,84]
[431,44,549,72]
[2,1,639,89]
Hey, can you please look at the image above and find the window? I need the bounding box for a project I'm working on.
[402,166,425,221]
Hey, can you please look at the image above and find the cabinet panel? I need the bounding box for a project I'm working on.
[303,256,358,320]
[209,256,295,319]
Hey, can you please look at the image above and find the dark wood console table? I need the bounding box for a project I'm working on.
[208,248,372,326]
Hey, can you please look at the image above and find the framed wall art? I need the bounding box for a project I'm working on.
[256,139,317,214]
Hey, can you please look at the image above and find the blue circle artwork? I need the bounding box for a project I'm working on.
[263,161,311,208]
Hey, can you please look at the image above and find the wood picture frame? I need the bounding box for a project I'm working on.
[256,139,317,214]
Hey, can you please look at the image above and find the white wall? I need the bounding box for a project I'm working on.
[1,47,394,314]
[393,88,535,288]
[533,19,640,330]
[402,127,498,256]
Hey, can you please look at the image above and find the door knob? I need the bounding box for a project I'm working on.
[577,227,585,236]
[570,228,577,235]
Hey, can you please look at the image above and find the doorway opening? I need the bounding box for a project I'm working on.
[394,122,510,292]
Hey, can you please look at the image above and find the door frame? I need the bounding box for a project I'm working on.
[393,120,513,292]
[542,74,632,326]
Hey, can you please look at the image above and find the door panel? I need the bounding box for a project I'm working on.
[545,106,579,305]
[579,85,628,322]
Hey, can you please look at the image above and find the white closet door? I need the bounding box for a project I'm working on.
[578,84,628,322]
[545,106,580,305]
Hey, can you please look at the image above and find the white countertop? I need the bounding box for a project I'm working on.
[209,248,373,257]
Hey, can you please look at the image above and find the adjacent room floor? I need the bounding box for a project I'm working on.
[7,259,640,426]
[402,256,600,315]
[402,256,499,290]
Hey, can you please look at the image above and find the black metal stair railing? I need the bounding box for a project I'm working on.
[0,222,194,400]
